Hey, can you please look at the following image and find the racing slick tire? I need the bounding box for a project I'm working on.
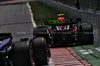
[33,27,49,44]
[33,26,48,36]
[12,41,33,66]
[32,37,50,66]
[33,27,38,36]
[78,24,94,45]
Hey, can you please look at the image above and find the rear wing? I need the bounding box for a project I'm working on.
[45,18,81,26]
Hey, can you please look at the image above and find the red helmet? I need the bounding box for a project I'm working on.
[57,14,65,20]
[58,17,65,20]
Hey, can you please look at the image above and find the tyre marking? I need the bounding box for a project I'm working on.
[22,4,25,15]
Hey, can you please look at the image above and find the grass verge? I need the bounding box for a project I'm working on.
[72,44,100,66]
[29,1,58,26]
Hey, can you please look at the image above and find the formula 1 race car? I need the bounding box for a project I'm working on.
[0,33,50,66]
[33,18,94,47]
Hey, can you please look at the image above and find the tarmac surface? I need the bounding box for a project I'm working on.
[0,0,100,66]
[0,0,33,41]
[0,1,55,66]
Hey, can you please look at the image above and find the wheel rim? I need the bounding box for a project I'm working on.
[29,42,33,65]
[44,38,49,63]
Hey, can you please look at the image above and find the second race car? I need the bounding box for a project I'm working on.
[33,16,94,47]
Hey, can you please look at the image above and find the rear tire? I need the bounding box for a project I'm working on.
[12,41,33,66]
[33,26,47,36]
[33,27,49,44]
[78,24,94,45]
[32,37,50,66]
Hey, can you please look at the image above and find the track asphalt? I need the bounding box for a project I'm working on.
[0,0,33,41]
[0,0,100,66]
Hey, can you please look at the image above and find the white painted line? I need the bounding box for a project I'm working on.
[87,49,93,54]
[27,2,37,27]
[79,49,93,54]
[42,58,55,66]
[95,47,100,52]
[48,58,55,66]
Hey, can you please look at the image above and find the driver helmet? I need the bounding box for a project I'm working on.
[57,14,66,29]
[57,14,65,20]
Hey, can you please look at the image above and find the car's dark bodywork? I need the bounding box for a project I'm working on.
[0,33,50,66]
[33,18,94,47]
[0,33,12,66]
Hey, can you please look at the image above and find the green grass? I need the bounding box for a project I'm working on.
[29,1,58,26]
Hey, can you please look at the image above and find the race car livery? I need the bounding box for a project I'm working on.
[33,18,94,47]
[0,33,50,66]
